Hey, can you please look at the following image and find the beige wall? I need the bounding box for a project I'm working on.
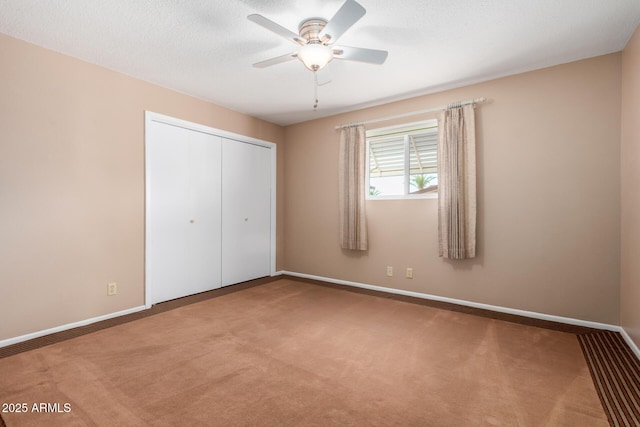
[284,54,621,325]
[0,29,628,343]
[0,33,285,341]
[621,24,640,348]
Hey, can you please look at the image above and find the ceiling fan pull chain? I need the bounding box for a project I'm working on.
[313,71,319,111]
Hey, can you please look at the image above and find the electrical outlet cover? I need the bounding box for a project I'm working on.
[107,282,117,296]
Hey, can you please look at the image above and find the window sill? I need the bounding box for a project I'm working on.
[366,194,437,201]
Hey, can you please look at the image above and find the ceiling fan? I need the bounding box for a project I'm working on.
[248,0,388,73]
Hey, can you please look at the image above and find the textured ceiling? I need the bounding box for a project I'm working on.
[1,0,639,126]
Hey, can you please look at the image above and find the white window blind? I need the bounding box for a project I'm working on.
[366,120,438,198]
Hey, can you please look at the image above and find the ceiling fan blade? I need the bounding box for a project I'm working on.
[248,14,306,45]
[332,45,388,64]
[253,52,298,68]
[318,0,366,44]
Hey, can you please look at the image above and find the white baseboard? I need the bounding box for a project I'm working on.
[282,271,620,332]
[619,327,640,361]
[0,305,147,349]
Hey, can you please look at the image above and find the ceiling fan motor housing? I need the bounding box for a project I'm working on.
[299,18,329,44]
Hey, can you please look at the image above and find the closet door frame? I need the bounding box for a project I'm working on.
[144,111,277,309]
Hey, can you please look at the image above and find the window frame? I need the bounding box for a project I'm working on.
[365,119,438,200]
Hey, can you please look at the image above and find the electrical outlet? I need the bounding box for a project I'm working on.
[107,282,117,296]
[386,266,393,277]
[406,268,413,279]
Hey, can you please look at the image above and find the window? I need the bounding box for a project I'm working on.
[366,120,438,199]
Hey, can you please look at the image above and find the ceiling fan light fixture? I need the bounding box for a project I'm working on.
[297,43,333,71]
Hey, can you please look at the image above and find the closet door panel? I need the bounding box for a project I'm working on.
[186,134,223,294]
[147,122,222,304]
[222,139,271,286]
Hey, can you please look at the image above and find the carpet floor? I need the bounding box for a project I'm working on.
[0,279,611,426]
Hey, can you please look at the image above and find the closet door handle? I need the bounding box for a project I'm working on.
[244,217,249,222]
[190,219,195,223]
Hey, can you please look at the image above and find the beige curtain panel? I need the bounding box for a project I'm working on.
[339,125,368,251]
[437,104,477,259]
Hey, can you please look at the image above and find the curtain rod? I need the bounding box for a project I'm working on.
[335,97,487,130]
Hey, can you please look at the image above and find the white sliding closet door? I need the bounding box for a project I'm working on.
[222,139,272,286]
[146,121,222,304]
